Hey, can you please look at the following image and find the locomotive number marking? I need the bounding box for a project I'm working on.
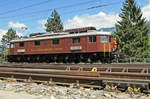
[70,46,82,50]
[17,49,25,52]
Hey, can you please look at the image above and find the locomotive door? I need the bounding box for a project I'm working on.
[87,35,97,52]
[82,36,87,52]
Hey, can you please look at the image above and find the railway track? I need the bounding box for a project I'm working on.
[0,63,150,92]
[1,63,150,68]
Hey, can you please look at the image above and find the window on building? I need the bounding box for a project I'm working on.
[19,42,24,47]
[72,37,80,44]
[34,41,40,46]
[89,36,96,42]
[101,36,108,43]
[52,39,59,45]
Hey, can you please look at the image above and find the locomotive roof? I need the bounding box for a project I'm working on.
[30,32,69,37]
[10,30,112,43]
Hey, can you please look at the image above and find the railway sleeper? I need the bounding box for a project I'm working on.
[102,80,150,93]
[0,73,150,93]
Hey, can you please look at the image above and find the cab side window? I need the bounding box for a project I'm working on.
[35,41,40,46]
[72,37,80,44]
[52,39,59,45]
[101,36,108,43]
[89,36,96,42]
[19,42,24,47]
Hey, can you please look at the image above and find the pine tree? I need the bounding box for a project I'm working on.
[45,9,63,33]
[115,0,148,59]
[146,22,150,58]
[1,28,18,49]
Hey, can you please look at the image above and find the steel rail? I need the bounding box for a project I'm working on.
[1,63,150,68]
[0,67,149,74]
[0,64,150,89]
[0,68,150,76]
[0,71,150,83]
[0,67,149,81]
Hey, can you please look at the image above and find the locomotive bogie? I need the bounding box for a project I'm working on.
[8,52,113,63]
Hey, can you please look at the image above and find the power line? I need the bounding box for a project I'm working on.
[0,1,121,30]
[55,0,97,10]
[0,9,52,19]
[0,0,51,16]
[0,1,120,22]
[88,4,107,9]
[87,1,120,9]
[2,1,119,24]
[0,0,97,20]
[0,0,12,6]
[0,0,32,8]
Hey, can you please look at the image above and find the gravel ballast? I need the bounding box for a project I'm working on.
[0,80,149,99]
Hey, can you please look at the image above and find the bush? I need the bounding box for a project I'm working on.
[0,57,4,63]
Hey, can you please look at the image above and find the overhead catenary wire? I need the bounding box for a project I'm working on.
[0,0,97,20]
[0,0,13,7]
[0,9,52,19]
[0,0,120,21]
[0,0,51,16]
[87,1,121,9]
[6,1,120,27]
[0,1,121,31]
[0,4,110,28]
[0,0,36,7]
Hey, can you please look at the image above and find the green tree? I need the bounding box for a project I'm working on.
[147,34,150,57]
[146,22,150,58]
[45,9,63,32]
[115,0,148,59]
[1,28,18,49]
[145,21,150,32]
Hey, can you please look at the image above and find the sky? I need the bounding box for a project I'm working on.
[0,0,150,40]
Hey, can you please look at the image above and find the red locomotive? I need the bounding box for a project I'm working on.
[8,27,117,63]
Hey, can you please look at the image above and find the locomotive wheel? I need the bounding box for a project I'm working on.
[45,55,51,63]
[56,59,61,63]
[56,55,63,63]
[49,55,55,63]
[17,56,21,62]
[63,56,69,63]
[74,59,80,63]
[22,56,27,62]
[36,56,40,62]
[27,56,31,62]
[100,58,105,63]
[81,54,88,63]
[68,55,74,63]
[87,58,92,63]
[74,55,80,63]
[30,56,36,63]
